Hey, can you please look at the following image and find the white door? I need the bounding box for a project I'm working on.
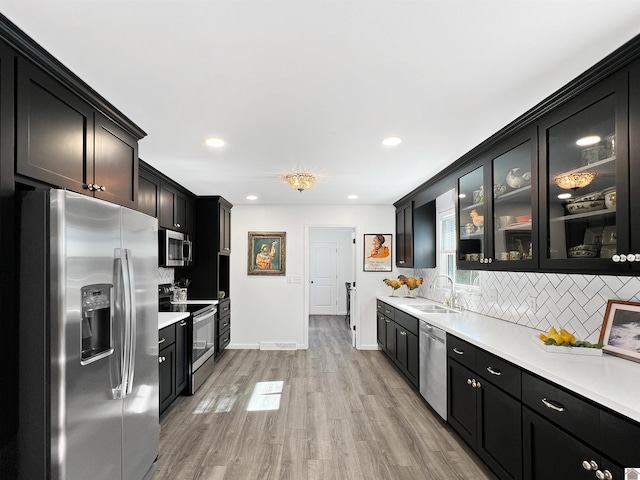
[310,242,337,315]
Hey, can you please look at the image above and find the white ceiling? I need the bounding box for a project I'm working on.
[3,1,640,205]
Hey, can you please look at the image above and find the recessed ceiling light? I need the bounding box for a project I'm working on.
[576,135,600,147]
[246,195,258,200]
[382,137,402,146]
[205,137,225,147]
[347,194,359,200]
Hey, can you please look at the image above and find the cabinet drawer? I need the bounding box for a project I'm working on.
[218,298,231,317]
[476,349,521,399]
[219,328,231,349]
[394,309,418,335]
[377,300,395,320]
[158,324,176,347]
[599,410,640,466]
[447,334,476,370]
[522,372,599,448]
[218,313,231,333]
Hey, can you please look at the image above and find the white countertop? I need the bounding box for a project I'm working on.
[378,295,640,424]
[158,311,190,330]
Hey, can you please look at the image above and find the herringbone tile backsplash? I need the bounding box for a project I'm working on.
[414,268,640,342]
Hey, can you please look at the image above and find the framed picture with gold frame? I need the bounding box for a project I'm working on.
[599,300,640,363]
[248,231,286,276]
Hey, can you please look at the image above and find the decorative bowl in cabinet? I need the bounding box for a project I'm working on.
[604,191,616,209]
[506,168,532,189]
[516,215,531,223]
[568,244,599,258]
[565,200,605,214]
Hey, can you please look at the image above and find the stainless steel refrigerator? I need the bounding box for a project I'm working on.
[17,190,159,480]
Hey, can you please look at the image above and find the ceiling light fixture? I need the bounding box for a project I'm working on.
[205,137,225,147]
[576,135,601,147]
[347,194,359,200]
[382,137,402,146]
[246,195,258,200]
[286,173,315,192]
[554,172,596,190]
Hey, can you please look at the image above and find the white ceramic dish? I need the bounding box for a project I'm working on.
[566,200,605,214]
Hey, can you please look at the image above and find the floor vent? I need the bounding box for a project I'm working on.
[260,342,297,350]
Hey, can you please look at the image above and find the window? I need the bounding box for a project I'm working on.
[439,208,480,287]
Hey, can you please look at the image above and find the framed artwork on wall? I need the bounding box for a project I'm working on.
[599,299,640,363]
[363,234,392,272]
[248,231,286,276]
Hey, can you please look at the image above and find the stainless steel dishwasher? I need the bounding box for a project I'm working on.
[419,320,447,420]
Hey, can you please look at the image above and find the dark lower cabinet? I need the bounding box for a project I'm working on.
[158,342,176,414]
[159,319,189,415]
[216,299,231,359]
[523,407,622,480]
[447,334,522,480]
[376,300,418,388]
[175,318,189,395]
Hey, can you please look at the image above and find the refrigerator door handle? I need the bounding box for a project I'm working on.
[115,248,134,399]
[124,248,137,395]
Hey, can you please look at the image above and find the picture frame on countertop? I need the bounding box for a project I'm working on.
[363,234,392,272]
[599,299,640,363]
[248,231,286,276]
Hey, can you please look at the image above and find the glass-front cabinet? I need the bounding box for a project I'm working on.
[539,71,630,272]
[458,130,536,270]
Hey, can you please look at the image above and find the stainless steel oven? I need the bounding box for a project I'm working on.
[158,285,217,394]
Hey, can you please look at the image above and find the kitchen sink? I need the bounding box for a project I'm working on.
[410,304,458,314]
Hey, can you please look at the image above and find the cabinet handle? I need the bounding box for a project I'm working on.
[627,253,636,263]
[224,247,230,251]
[398,260,405,264]
[596,469,613,480]
[385,319,391,323]
[97,185,106,192]
[486,366,502,376]
[84,183,96,191]
[179,321,187,327]
[467,378,473,385]
[158,337,166,344]
[222,322,228,327]
[400,331,407,336]
[582,460,599,471]
[541,397,565,412]
[453,347,464,355]
[174,223,181,228]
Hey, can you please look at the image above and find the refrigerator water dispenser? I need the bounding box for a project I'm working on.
[81,284,114,364]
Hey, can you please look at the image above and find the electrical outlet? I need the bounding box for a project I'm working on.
[487,288,498,303]
[527,296,537,311]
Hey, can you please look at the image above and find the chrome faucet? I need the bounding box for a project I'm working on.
[433,274,458,309]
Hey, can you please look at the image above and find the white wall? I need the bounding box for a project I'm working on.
[229,204,395,350]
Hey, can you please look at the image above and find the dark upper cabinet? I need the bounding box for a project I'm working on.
[413,200,437,268]
[93,111,138,209]
[539,70,629,273]
[159,183,194,235]
[396,201,413,267]
[15,59,139,209]
[183,196,232,300]
[138,162,160,218]
[16,59,94,193]
[457,128,537,271]
[219,199,231,254]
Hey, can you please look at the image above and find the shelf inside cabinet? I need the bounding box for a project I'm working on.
[461,202,484,213]
[551,207,616,222]
[497,222,532,232]
[552,156,616,177]
[494,185,531,203]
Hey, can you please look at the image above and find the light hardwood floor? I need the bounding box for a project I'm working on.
[151,315,496,480]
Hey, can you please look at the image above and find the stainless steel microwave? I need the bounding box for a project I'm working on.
[159,229,192,267]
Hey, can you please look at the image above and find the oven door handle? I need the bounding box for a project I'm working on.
[193,310,216,324]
